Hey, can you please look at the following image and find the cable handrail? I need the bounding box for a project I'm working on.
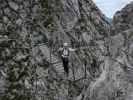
[33,42,103,51]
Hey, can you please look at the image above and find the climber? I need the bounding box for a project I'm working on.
[58,42,76,76]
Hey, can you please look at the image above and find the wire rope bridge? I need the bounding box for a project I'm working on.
[33,40,101,80]
[28,41,103,99]
[29,43,93,100]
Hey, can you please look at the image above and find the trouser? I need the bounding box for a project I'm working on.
[61,57,69,74]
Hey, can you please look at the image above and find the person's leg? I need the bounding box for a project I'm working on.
[62,57,67,73]
[62,57,69,75]
[64,58,69,75]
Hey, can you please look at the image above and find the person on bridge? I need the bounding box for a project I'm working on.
[58,42,76,76]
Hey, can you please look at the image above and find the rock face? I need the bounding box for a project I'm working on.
[0,0,40,99]
[0,0,133,100]
[112,2,133,33]
[88,2,133,100]
[88,30,133,100]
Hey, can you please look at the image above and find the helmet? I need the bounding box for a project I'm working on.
[63,42,68,47]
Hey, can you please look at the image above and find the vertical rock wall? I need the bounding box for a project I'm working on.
[0,0,42,99]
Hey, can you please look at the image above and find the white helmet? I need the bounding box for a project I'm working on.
[63,42,68,47]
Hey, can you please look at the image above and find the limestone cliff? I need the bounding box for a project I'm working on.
[1,0,133,100]
[87,2,133,100]
[112,2,133,33]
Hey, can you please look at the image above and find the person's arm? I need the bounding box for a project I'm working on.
[69,48,76,52]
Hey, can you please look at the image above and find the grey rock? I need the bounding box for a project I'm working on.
[3,16,9,23]
[113,2,133,33]
[3,7,10,14]
[0,0,133,100]
[9,1,19,11]
[16,18,22,26]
